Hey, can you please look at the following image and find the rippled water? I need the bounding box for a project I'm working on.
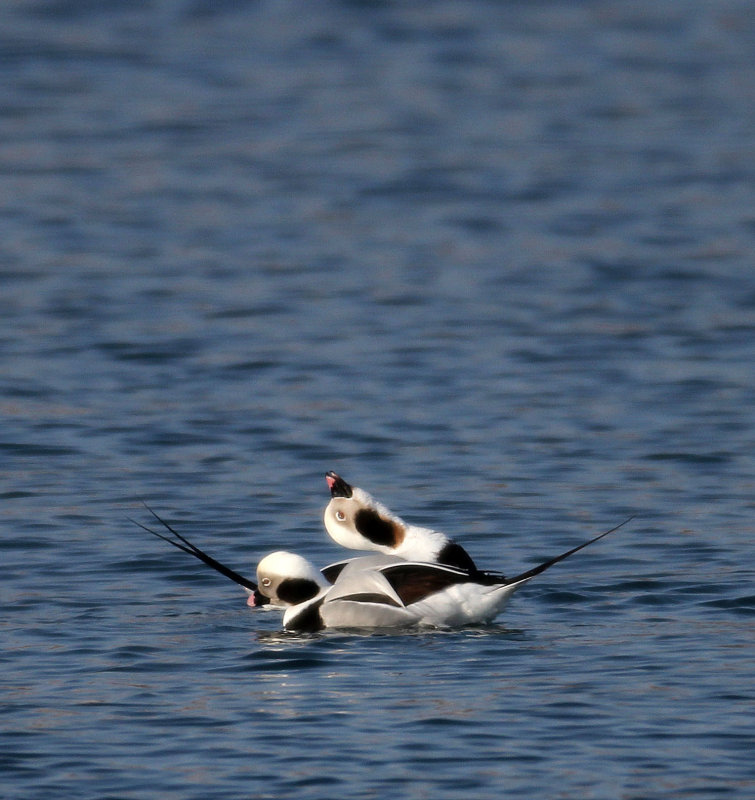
[2,1,754,798]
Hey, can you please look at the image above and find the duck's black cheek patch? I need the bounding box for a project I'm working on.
[277,578,322,605]
[354,508,402,547]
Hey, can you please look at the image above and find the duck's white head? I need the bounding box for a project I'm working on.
[253,551,328,608]
[323,472,407,555]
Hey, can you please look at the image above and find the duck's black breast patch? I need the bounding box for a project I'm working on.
[277,577,322,605]
[355,508,402,547]
[437,541,478,572]
[285,597,325,633]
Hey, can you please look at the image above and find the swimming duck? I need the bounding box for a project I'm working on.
[324,471,478,571]
[135,504,630,632]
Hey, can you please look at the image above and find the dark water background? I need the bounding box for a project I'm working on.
[2,1,754,798]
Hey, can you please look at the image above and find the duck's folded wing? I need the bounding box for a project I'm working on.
[319,562,418,629]
[324,565,405,607]
[377,562,477,605]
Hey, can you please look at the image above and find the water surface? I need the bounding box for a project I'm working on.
[1,1,754,798]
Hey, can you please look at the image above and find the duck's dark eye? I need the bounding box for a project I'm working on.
[335,510,346,522]
[261,577,272,587]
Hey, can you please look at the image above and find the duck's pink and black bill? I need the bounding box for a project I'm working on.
[326,471,353,498]
[132,505,268,606]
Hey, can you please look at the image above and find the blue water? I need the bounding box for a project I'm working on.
[2,1,754,798]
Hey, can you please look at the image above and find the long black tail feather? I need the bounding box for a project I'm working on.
[506,516,634,586]
[131,504,258,592]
